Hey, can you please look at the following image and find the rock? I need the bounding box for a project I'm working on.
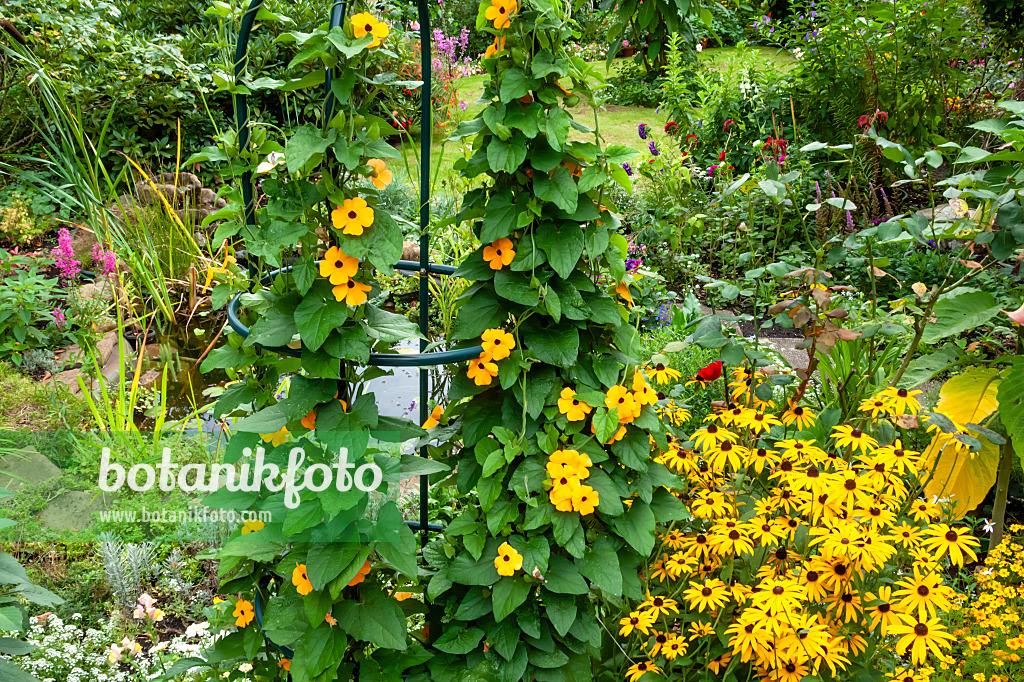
[77,277,113,303]
[0,448,62,493]
[69,227,97,265]
[401,241,420,261]
[156,171,201,191]
[38,491,115,532]
[54,344,82,369]
[136,182,188,205]
[95,331,122,366]
[199,187,226,209]
[51,368,85,394]
[137,370,161,387]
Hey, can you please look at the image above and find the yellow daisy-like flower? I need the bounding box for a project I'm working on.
[618,610,657,637]
[351,12,390,48]
[859,396,896,418]
[319,245,359,285]
[332,197,375,235]
[483,237,515,270]
[260,426,290,447]
[557,387,592,421]
[632,371,659,406]
[481,328,515,360]
[484,35,506,59]
[647,362,682,385]
[880,386,923,415]
[780,402,816,430]
[625,660,660,682]
[494,541,523,576]
[467,353,499,386]
[332,278,372,306]
[831,424,878,453]
[484,0,517,30]
[366,158,393,189]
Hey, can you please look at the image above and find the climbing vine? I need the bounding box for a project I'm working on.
[421,0,686,679]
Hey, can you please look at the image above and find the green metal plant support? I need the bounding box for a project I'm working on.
[229,0,472,654]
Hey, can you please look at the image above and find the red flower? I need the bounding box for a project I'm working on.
[686,134,698,145]
[664,121,679,135]
[858,114,870,128]
[696,360,723,382]
[718,150,726,161]
[723,119,735,132]
[876,109,889,122]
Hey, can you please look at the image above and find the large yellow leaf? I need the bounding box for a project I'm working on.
[922,367,1002,516]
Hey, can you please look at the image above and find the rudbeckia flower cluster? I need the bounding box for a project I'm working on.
[618,377,981,682]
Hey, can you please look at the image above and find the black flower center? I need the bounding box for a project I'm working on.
[348,211,357,219]
[945,530,959,542]
[772,586,784,595]
[918,585,929,596]
[898,389,909,398]
[914,623,928,636]
[844,479,857,491]
[701,587,713,597]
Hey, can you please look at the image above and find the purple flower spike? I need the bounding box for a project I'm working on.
[649,141,659,156]
[622,162,633,176]
[638,123,648,140]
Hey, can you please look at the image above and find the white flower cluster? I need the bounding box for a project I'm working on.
[0,613,214,682]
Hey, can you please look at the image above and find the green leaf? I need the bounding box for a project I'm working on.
[363,305,423,342]
[577,535,622,596]
[286,124,337,173]
[306,544,357,590]
[433,626,485,654]
[488,135,529,174]
[494,269,540,306]
[499,68,540,102]
[493,578,531,622]
[543,591,577,637]
[334,589,408,650]
[523,323,579,367]
[481,194,519,242]
[998,356,1024,473]
[376,520,418,578]
[611,500,655,555]
[0,657,51,682]
[295,294,348,352]
[896,344,963,389]
[921,291,1000,343]
[542,555,589,594]
[534,168,578,213]
[543,108,571,151]
[535,220,584,278]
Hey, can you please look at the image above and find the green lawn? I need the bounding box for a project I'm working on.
[396,46,793,186]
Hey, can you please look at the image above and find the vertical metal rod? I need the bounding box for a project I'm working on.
[417,0,432,551]
[234,0,266,232]
[323,0,347,122]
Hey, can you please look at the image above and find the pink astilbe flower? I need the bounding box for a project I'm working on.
[51,228,81,282]
[92,243,118,277]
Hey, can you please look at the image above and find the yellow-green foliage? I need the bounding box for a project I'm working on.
[0,197,46,246]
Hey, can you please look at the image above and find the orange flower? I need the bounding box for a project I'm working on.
[367,158,393,189]
[484,0,517,29]
[484,35,506,58]
[325,612,338,626]
[332,197,374,235]
[233,599,255,628]
[615,281,634,306]
[422,405,443,429]
[319,245,359,284]
[300,409,316,430]
[483,237,515,270]
[292,563,313,596]
[350,12,389,48]
[279,659,291,671]
[348,559,372,586]
[467,353,499,386]
[481,328,515,360]
[332,278,372,306]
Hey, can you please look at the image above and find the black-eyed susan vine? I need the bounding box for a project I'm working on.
[185,6,436,680]
[417,0,687,678]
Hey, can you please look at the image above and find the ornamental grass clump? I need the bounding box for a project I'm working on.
[616,365,981,682]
